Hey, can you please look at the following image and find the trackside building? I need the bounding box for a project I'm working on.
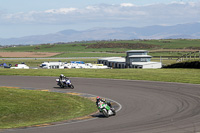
[97,50,162,69]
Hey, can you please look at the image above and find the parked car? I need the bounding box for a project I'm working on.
[10,64,29,69]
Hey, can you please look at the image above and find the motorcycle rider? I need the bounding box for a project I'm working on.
[59,74,66,80]
[60,74,70,81]
[96,96,112,108]
[59,74,69,86]
[96,96,116,116]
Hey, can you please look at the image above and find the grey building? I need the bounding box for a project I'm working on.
[98,50,162,69]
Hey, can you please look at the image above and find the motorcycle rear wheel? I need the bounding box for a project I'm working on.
[60,85,64,88]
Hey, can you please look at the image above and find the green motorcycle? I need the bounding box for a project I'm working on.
[97,101,116,118]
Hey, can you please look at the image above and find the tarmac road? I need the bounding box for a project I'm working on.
[1,75,200,133]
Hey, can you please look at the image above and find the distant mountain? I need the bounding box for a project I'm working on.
[1,22,200,45]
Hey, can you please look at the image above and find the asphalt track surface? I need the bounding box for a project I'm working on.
[1,75,200,133]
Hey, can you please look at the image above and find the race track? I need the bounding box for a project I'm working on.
[1,75,200,133]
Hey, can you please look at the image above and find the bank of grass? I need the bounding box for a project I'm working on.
[0,87,97,129]
[0,68,199,84]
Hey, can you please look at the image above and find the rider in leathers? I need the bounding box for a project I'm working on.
[59,74,69,86]
[59,74,66,80]
[96,96,112,108]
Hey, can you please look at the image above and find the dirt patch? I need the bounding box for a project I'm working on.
[0,52,60,58]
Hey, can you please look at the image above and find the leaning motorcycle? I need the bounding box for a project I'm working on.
[98,101,116,117]
[56,78,74,89]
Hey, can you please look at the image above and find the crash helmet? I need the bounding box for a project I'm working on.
[96,96,101,100]
[60,74,64,78]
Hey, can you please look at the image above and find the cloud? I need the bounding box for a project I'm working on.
[45,8,77,14]
[0,2,199,27]
[120,3,135,7]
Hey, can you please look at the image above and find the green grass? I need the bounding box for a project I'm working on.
[0,87,97,129]
[0,69,199,84]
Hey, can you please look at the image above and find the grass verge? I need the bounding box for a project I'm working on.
[0,87,97,129]
[0,68,199,84]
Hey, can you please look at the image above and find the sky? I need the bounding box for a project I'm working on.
[0,0,200,38]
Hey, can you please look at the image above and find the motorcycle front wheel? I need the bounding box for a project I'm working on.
[70,84,74,89]
[112,109,116,116]
[102,109,109,118]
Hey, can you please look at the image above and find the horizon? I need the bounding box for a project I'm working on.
[1,22,199,39]
[0,22,200,45]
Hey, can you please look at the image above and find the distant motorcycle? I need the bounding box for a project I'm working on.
[97,101,116,117]
[56,78,74,89]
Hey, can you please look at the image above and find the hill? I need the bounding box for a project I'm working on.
[1,39,200,53]
[0,22,200,45]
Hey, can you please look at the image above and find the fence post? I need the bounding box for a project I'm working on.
[160,56,162,63]
[199,51,200,59]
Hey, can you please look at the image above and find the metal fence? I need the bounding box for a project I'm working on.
[176,51,200,62]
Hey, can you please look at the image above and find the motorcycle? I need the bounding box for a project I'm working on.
[97,101,116,117]
[56,78,74,89]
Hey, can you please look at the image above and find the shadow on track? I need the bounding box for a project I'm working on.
[91,113,107,118]
[53,87,74,89]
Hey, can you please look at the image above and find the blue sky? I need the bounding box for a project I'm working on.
[0,0,200,38]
